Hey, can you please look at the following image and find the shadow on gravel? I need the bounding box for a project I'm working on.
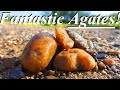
[0,56,25,79]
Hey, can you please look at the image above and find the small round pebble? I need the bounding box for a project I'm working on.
[108,71,115,75]
[118,54,120,59]
[101,70,107,75]
[103,58,116,66]
[97,61,106,70]
[112,58,120,61]
[37,72,43,75]
[44,70,55,76]
[61,73,66,76]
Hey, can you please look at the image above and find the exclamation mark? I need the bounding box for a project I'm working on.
[116,12,120,24]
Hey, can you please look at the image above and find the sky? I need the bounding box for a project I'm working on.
[90,11,120,15]
[0,11,119,16]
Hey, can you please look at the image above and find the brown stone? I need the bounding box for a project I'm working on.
[55,27,74,50]
[97,61,106,70]
[53,48,96,72]
[103,58,116,66]
[21,32,57,73]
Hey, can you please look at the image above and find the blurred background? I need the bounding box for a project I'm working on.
[0,11,119,16]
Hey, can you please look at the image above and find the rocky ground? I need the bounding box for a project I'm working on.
[0,23,120,79]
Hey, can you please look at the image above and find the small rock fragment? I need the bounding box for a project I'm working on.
[61,73,66,76]
[44,70,55,76]
[37,72,43,75]
[108,71,114,75]
[111,65,119,73]
[101,70,107,75]
[96,53,107,59]
[66,30,94,52]
[112,58,120,61]
[112,44,120,47]
[112,74,120,79]
[97,61,106,70]
[103,58,116,66]
[66,30,88,50]
[45,76,58,79]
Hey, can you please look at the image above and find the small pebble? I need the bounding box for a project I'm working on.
[37,72,43,75]
[112,74,120,79]
[22,76,29,79]
[97,61,106,70]
[61,73,66,76]
[44,70,55,76]
[101,70,107,75]
[108,71,114,75]
[40,75,45,79]
[58,76,65,79]
[30,76,34,79]
[116,64,120,69]
[111,66,119,73]
[36,78,39,79]
[118,54,120,59]
[117,71,120,74]
[112,58,119,61]
[112,44,120,47]
[45,76,58,79]
[40,76,45,79]
[103,58,116,66]
[96,53,107,59]
[104,69,110,74]
[106,74,112,79]
[111,65,116,70]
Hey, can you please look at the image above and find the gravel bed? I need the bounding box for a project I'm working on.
[0,23,120,79]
